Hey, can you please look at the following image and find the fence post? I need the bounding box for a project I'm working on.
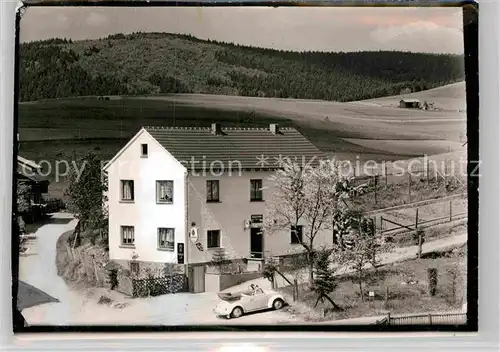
[415,208,419,228]
[417,231,423,259]
[91,254,100,283]
[384,286,389,309]
[449,200,453,221]
[426,159,430,184]
[444,159,448,195]
[428,313,433,325]
[387,312,391,325]
[408,173,411,203]
[293,279,298,301]
[385,163,388,186]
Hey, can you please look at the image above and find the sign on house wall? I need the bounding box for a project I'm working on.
[189,227,198,243]
[177,243,185,264]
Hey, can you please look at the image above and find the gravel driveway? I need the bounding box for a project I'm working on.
[19,213,299,326]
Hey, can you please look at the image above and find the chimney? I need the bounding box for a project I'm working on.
[270,124,280,135]
[211,123,222,135]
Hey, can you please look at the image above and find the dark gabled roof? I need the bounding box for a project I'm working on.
[17,155,41,171]
[17,163,50,184]
[144,126,325,170]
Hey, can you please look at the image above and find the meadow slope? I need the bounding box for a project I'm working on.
[353,81,466,112]
[18,83,467,200]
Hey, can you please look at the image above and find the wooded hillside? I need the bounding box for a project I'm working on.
[19,33,465,102]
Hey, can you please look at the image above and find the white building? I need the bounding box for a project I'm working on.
[103,123,328,287]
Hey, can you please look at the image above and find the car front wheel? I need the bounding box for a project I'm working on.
[272,298,284,310]
[231,306,244,319]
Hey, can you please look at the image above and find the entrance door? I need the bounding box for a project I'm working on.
[250,228,263,259]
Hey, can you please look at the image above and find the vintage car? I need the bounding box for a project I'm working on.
[213,285,286,319]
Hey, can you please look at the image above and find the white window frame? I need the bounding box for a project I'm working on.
[120,180,134,202]
[158,228,175,251]
[156,180,174,204]
[121,226,135,246]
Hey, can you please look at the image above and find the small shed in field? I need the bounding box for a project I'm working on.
[399,99,421,109]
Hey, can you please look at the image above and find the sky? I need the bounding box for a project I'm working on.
[20,7,464,54]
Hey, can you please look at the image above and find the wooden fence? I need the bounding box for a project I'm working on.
[376,312,466,326]
[348,154,467,209]
[132,274,188,298]
[378,198,467,236]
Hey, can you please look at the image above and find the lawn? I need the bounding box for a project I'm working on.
[383,196,467,226]
[281,246,467,322]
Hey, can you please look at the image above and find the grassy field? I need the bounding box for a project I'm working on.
[19,96,406,161]
[384,196,467,226]
[18,83,467,199]
[352,177,466,214]
[356,81,466,112]
[282,246,467,322]
[140,85,466,145]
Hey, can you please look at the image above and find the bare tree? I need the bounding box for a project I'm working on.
[264,159,365,285]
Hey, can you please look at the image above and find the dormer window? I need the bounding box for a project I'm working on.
[141,144,148,157]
